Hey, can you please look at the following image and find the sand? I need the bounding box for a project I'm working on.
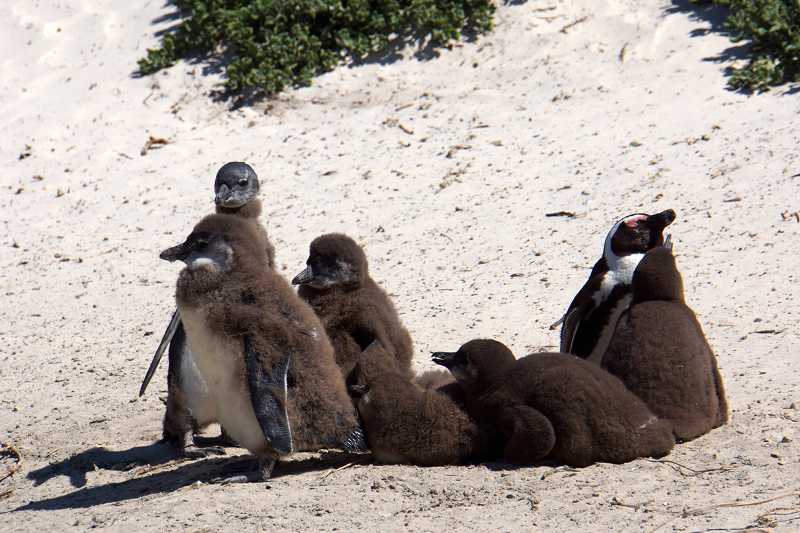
[1,0,799,531]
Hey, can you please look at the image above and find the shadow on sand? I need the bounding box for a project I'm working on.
[16,442,364,512]
[666,0,751,64]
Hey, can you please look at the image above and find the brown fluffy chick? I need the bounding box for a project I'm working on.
[292,234,414,387]
[352,342,487,466]
[433,339,675,467]
[150,162,274,453]
[602,246,729,441]
[160,214,365,482]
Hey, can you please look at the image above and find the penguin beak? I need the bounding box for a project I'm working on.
[431,351,465,370]
[214,184,231,206]
[648,209,676,233]
[291,266,314,286]
[159,240,193,262]
[348,384,369,398]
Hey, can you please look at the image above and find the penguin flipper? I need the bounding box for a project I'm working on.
[140,309,181,396]
[243,335,293,456]
[559,306,584,354]
[559,274,604,354]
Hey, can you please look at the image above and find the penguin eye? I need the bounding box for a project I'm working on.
[238,178,248,186]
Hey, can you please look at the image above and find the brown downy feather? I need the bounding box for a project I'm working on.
[215,198,275,268]
[175,214,361,452]
[603,247,729,441]
[436,340,675,467]
[355,346,487,465]
[297,234,414,384]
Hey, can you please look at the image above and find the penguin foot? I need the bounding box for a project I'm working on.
[211,456,276,484]
[183,446,227,459]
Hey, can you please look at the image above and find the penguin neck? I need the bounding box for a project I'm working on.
[216,198,262,219]
[603,251,645,286]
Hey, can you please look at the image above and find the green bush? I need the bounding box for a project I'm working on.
[697,0,800,92]
[139,0,495,96]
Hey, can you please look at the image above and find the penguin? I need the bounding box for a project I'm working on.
[351,342,487,466]
[140,162,275,451]
[601,245,729,441]
[213,161,275,268]
[159,213,365,482]
[291,233,414,388]
[432,339,675,467]
[554,209,676,365]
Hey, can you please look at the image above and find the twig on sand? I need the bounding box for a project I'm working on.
[610,496,653,511]
[545,211,576,218]
[645,458,736,477]
[619,42,629,63]
[0,443,23,484]
[140,135,171,156]
[560,16,589,34]
[319,457,369,481]
[647,490,800,533]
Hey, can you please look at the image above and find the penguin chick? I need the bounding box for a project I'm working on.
[292,233,414,387]
[160,214,365,482]
[432,339,674,467]
[141,162,275,453]
[556,209,676,364]
[602,246,729,441]
[352,343,487,466]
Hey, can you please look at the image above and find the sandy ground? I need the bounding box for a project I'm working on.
[1,0,799,531]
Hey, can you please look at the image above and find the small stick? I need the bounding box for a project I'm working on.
[648,491,800,533]
[319,457,368,480]
[560,16,589,34]
[645,458,736,476]
[619,42,629,63]
[545,211,576,218]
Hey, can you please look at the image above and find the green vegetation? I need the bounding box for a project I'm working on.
[138,0,495,96]
[698,0,800,92]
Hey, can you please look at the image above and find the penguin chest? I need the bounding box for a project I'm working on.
[178,345,217,427]
[178,306,270,455]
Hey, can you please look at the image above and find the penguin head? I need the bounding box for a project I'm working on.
[214,162,260,209]
[160,229,234,273]
[632,246,685,303]
[292,233,367,290]
[432,339,515,393]
[604,209,676,263]
[160,214,263,274]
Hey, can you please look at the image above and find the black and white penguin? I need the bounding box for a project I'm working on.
[555,209,675,364]
[601,246,729,441]
[159,213,365,482]
[291,234,414,389]
[139,162,274,452]
[432,339,675,467]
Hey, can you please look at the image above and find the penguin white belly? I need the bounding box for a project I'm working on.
[178,346,217,427]
[179,306,270,455]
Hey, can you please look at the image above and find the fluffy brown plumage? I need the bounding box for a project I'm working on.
[293,234,414,387]
[160,201,274,452]
[162,214,364,479]
[602,246,729,441]
[215,198,275,268]
[353,343,487,466]
[433,339,675,467]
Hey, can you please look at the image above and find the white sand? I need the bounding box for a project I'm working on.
[2,0,799,531]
